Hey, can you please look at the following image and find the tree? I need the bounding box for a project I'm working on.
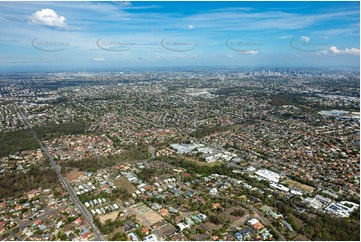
[209,215,221,225]
[111,232,128,241]
[350,208,360,221]
[269,228,280,240]
[135,228,145,240]
[230,209,246,217]
[59,233,67,240]
[111,188,131,200]
[0,166,58,199]
[136,168,156,182]
[302,212,360,241]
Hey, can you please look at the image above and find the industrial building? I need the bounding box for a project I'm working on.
[255,169,280,183]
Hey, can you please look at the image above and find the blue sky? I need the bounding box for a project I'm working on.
[0,1,359,72]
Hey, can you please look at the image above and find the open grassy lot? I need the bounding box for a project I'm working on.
[221,206,249,224]
[285,179,315,192]
[114,175,137,194]
[65,168,84,181]
[99,211,119,224]
[182,156,224,167]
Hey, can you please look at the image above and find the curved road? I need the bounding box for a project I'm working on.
[15,103,105,241]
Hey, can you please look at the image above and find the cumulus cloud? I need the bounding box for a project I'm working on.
[94,57,105,62]
[188,24,195,30]
[28,8,68,29]
[329,46,340,54]
[314,46,360,56]
[300,36,310,43]
[329,46,360,55]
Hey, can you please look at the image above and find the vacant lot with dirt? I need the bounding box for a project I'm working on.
[99,211,119,224]
[285,179,315,192]
[114,175,137,194]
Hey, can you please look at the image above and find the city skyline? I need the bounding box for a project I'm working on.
[0,1,360,72]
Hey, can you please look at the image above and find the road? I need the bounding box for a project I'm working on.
[15,103,105,241]
[8,230,22,241]
[176,175,185,189]
[16,205,67,230]
[245,204,286,241]
[231,214,251,228]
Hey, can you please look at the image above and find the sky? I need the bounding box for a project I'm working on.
[0,1,359,72]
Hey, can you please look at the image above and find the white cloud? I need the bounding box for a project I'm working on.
[240,50,258,55]
[315,50,328,55]
[94,57,105,62]
[280,35,294,39]
[188,24,195,30]
[330,46,360,55]
[300,36,310,43]
[28,8,68,29]
[329,46,340,53]
[119,1,133,7]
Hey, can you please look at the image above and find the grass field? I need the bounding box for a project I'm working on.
[99,211,119,224]
[65,168,83,181]
[183,157,224,167]
[114,175,137,194]
[285,179,315,192]
[222,206,249,224]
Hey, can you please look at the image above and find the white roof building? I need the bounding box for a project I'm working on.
[305,197,322,210]
[315,195,331,204]
[325,201,359,217]
[325,203,351,217]
[247,166,257,172]
[209,187,218,195]
[248,218,260,225]
[170,143,204,154]
[177,223,187,231]
[290,189,303,196]
[255,169,280,183]
[270,183,289,192]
